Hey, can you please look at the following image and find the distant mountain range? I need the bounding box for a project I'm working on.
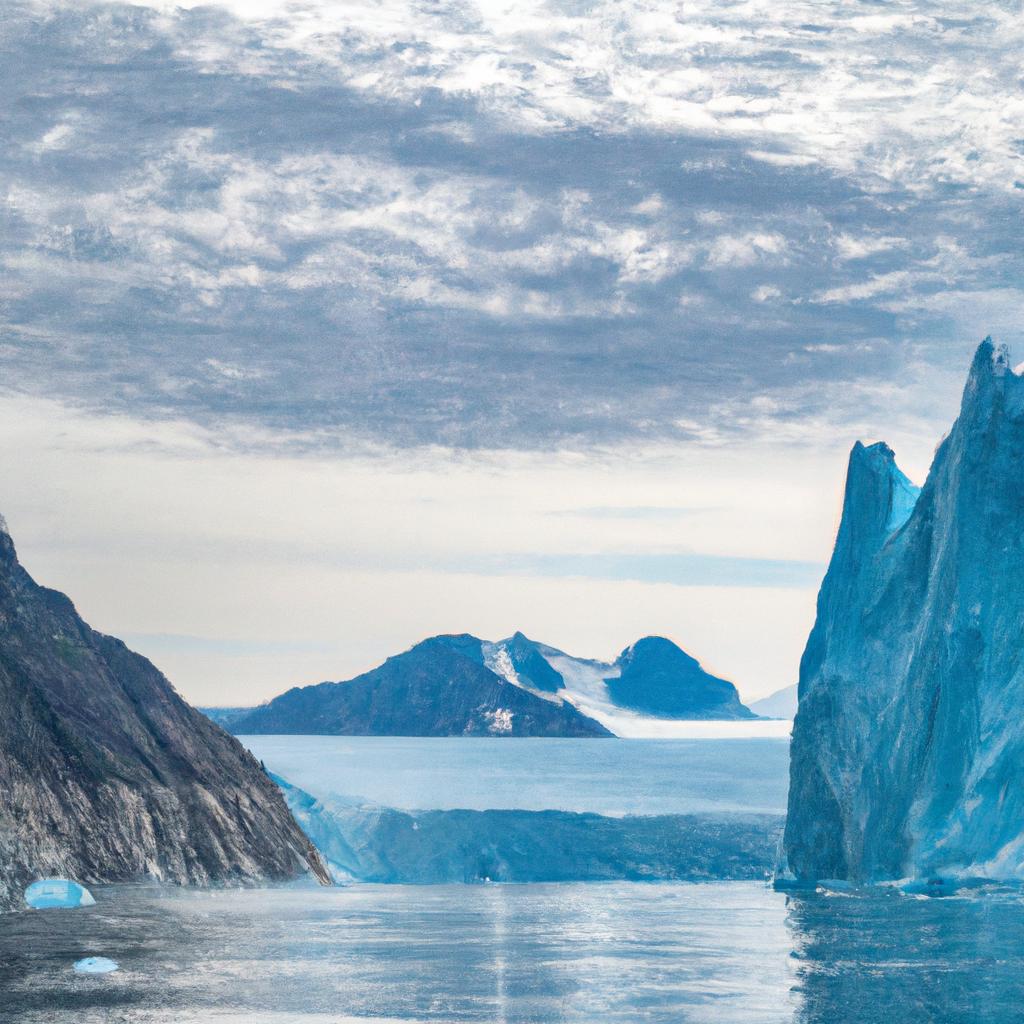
[0,515,328,911]
[749,684,797,719]
[208,631,757,737]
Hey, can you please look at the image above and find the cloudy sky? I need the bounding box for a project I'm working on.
[2,0,1021,704]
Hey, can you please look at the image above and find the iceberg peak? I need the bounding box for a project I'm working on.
[786,338,1024,884]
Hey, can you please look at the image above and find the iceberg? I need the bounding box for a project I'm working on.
[24,878,96,909]
[73,957,118,974]
[785,340,1024,885]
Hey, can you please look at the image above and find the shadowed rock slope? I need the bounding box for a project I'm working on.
[606,636,755,719]
[786,339,1024,884]
[0,518,329,911]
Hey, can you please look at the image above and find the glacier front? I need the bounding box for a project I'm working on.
[785,339,1024,884]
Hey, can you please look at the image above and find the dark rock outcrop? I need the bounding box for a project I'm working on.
[605,636,755,719]
[0,517,329,911]
[228,637,611,737]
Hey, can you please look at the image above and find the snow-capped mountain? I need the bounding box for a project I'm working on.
[786,339,1024,884]
[226,636,612,737]
[219,631,757,738]
[479,632,756,729]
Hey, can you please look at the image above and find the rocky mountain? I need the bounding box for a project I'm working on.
[0,517,328,912]
[226,637,612,737]
[482,631,565,692]
[748,684,797,719]
[785,339,1024,885]
[218,631,756,737]
[605,636,755,719]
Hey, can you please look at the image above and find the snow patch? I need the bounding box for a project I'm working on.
[483,644,519,686]
[485,708,514,734]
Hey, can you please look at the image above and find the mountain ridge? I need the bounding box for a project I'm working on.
[217,631,757,736]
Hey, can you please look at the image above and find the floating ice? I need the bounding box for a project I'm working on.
[73,957,119,974]
[24,878,96,909]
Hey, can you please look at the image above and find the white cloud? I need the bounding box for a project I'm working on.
[113,0,1024,198]
[833,233,907,261]
[814,270,914,304]
[706,232,787,269]
[746,150,818,168]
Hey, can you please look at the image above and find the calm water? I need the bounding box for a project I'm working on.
[4,881,1024,1024]
[240,736,790,815]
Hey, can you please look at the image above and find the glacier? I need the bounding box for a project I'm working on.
[785,339,1024,884]
[274,774,782,883]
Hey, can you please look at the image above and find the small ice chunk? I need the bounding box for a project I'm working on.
[24,878,96,909]
[73,957,119,974]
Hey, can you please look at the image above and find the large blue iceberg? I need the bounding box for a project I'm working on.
[24,878,96,909]
[786,340,1024,884]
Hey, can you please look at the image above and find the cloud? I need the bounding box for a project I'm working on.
[0,0,1018,454]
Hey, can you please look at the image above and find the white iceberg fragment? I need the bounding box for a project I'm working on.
[73,957,119,974]
[24,878,96,909]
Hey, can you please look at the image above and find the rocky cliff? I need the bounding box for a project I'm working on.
[785,339,1024,883]
[0,517,328,911]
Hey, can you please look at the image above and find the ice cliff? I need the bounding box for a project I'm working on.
[785,339,1024,884]
[275,776,782,883]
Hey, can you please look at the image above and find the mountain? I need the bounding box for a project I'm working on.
[748,685,797,719]
[217,631,756,736]
[0,516,329,912]
[482,631,565,692]
[198,706,251,729]
[227,637,612,737]
[785,339,1024,885]
[605,636,756,719]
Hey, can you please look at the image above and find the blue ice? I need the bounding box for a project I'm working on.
[24,878,96,909]
[73,957,118,974]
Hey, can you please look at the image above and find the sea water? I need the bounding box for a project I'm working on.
[240,736,790,815]
[5,881,1024,1023]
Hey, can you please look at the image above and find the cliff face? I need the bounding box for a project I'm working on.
[228,637,613,737]
[0,518,328,911]
[785,340,1024,883]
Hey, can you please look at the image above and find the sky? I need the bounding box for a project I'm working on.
[1,0,1021,705]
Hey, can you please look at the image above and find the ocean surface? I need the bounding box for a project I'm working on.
[240,736,791,815]
[6,880,1024,1024]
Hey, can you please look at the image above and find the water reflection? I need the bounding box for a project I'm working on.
[787,888,1024,1024]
